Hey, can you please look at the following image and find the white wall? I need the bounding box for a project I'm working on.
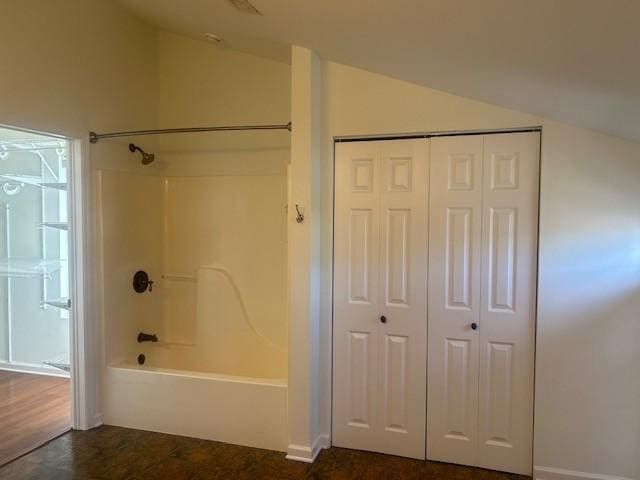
[286,47,325,462]
[535,125,640,478]
[309,59,640,479]
[0,0,159,428]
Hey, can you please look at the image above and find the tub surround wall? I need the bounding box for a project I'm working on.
[97,166,288,449]
[97,170,287,375]
[96,170,164,368]
[155,174,287,378]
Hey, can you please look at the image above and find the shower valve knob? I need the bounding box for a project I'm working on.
[133,270,153,293]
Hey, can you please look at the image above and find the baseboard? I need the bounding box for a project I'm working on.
[534,466,635,480]
[286,434,330,463]
[0,362,70,378]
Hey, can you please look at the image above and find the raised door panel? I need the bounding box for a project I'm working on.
[484,342,514,448]
[333,142,381,452]
[446,207,473,310]
[478,132,538,475]
[385,208,410,307]
[427,136,483,466]
[377,139,429,459]
[383,334,408,433]
[347,331,374,428]
[348,209,373,304]
[443,338,472,441]
[488,208,517,312]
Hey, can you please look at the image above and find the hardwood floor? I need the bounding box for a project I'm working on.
[0,370,70,467]
[0,426,529,479]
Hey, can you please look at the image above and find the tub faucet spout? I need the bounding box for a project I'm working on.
[137,332,158,343]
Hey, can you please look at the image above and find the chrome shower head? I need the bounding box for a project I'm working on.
[128,143,155,165]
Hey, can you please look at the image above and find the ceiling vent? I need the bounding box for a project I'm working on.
[227,0,262,15]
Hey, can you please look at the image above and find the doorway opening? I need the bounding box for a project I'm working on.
[0,125,73,466]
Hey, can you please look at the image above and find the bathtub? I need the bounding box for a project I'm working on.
[103,363,288,452]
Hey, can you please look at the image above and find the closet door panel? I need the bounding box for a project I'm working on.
[478,132,538,475]
[377,139,429,459]
[427,136,483,465]
[333,139,428,459]
[333,142,381,452]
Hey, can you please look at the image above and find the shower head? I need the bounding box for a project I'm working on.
[128,143,155,165]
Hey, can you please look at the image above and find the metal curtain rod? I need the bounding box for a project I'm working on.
[89,121,291,144]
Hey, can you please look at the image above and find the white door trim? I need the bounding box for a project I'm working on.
[0,124,97,430]
[68,137,98,430]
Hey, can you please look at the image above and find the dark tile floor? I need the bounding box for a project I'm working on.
[0,426,529,480]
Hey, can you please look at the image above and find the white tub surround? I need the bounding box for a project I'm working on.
[104,364,288,452]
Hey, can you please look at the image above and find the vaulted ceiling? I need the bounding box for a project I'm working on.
[116,0,640,142]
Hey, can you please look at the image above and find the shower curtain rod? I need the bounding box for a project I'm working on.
[89,121,291,144]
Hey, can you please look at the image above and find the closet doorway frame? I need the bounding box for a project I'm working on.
[329,125,543,467]
[0,123,93,431]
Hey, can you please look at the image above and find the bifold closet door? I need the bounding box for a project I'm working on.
[477,133,538,473]
[426,135,484,466]
[427,132,539,475]
[332,139,428,459]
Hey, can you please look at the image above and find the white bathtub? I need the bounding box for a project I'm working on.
[103,363,288,452]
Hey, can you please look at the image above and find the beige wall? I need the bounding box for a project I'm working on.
[157,31,290,158]
[316,60,640,479]
[0,0,158,139]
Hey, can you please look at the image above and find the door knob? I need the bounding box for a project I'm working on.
[380,315,387,323]
[471,322,478,330]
